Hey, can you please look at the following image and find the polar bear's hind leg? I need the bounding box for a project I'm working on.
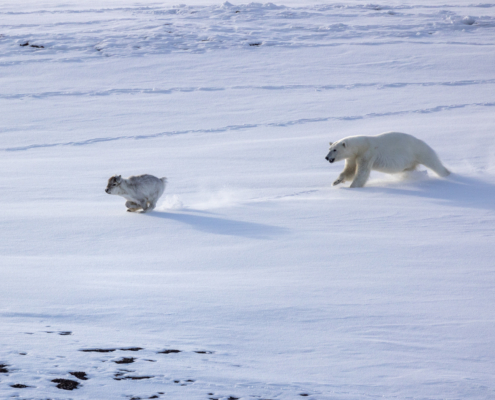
[403,163,418,172]
[418,147,450,177]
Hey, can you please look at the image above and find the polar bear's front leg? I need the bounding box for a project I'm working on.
[334,158,357,186]
[350,158,372,188]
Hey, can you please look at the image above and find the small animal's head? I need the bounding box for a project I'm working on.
[325,141,349,164]
[105,175,122,194]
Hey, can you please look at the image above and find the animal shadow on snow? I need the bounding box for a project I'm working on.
[366,173,495,211]
[146,211,288,239]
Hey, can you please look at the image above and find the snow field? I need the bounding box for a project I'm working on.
[1,1,495,400]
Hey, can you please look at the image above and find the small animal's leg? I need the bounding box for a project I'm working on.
[147,200,157,212]
[125,201,140,212]
[138,200,150,213]
[334,159,357,186]
[350,160,371,188]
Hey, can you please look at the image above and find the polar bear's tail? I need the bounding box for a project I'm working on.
[160,177,168,185]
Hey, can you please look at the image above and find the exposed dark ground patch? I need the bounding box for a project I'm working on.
[59,331,72,335]
[70,371,88,380]
[52,378,80,390]
[158,349,181,354]
[114,369,133,377]
[80,347,142,353]
[80,348,117,353]
[19,42,44,48]
[4,340,302,399]
[115,357,136,364]
[173,378,195,386]
[114,375,153,381]
[10,384,31,388]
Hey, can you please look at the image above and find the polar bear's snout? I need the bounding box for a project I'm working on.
[326,142,347,164]
[325,149,337,163]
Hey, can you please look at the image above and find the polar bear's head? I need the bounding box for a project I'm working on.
[325,141,349,163]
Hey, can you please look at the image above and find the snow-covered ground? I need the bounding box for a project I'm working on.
[1,1,495,399]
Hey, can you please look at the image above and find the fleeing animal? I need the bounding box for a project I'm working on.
[105,174,167,212]
[325,132,450,188]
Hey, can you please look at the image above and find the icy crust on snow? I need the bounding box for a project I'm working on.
[0,2,494,60]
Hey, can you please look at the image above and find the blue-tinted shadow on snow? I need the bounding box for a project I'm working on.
[147,211,289,239]
[366,173,495,211]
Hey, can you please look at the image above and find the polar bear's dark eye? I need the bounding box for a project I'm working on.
[333,149,337,152]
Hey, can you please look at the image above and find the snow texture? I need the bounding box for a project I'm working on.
[1,1,495,399]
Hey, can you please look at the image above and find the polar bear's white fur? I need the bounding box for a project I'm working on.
[325,132,450,188]
[105,174,167,212]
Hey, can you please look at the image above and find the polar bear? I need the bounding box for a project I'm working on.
[325,132,450,188]
[105,174,167,212]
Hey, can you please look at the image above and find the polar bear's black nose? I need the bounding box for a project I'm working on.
[105,189,109,193]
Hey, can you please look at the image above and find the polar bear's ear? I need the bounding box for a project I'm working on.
[329,142,333,146]
[342,142,346,148]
